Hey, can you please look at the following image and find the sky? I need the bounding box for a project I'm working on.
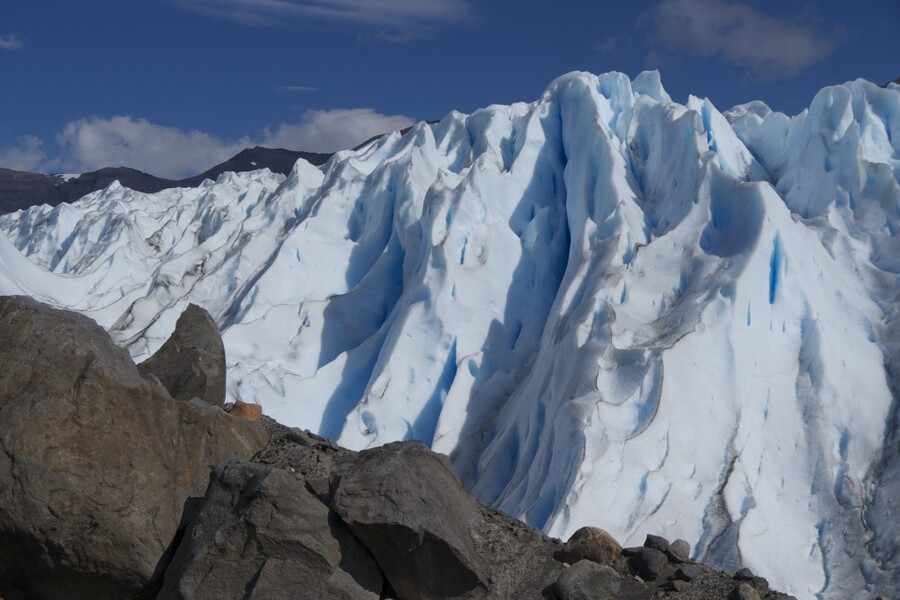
[0,0,897,179]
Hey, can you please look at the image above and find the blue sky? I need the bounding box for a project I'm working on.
[1,0,897,178]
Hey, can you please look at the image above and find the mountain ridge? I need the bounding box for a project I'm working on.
[0,146,331,215]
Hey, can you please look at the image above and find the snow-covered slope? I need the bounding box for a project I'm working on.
[1,71,898,599]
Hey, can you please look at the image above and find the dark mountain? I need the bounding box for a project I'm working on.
[0,146,331,215]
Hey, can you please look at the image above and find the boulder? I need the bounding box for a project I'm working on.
[159,460,383,599]
[330,441,488,599]
[0,296,266,599]
[554,560,620,600]
[643,534,669,553]
[561,527,621,566]
[732,582,762,600]
[138,303,226,407]
[735,567,770,593]
[667,538,691,563]
[674,563,703,582]
[627,547,668,581]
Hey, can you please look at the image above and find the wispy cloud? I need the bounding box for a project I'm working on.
[166,0,473,29]
[277,85,318,92]
[0,109,415,179]
[640,0,838,78]
[0,34,24,50]
[262,108,414,153]
[0,137,45,171]
[357,30,420,45]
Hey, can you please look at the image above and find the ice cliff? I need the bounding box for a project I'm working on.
[1,71,897,599]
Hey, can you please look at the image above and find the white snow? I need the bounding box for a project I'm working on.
[1,71,898,600]
[53,173,81,183]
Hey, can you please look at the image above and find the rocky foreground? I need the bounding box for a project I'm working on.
[0,296,800,599]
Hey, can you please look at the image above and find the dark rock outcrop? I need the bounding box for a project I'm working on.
[252,418,566,600]
[0,296,266,599]
[330,441,489,599]
[159,460,383,599]
[138,303,226,407]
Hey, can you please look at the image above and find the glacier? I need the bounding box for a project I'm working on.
[1,71,898,599]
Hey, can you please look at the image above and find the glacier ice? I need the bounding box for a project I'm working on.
[1,71,898,600]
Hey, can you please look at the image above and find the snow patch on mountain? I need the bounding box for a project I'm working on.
[1,71,898,599]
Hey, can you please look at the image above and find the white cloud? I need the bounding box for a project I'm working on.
[55,117,252,179]
[0,109,414,178]
[262,108,414,153]
[0,34,24,50]
[641,0,837,77]
[0,136,45,171]
[166,0,472,29]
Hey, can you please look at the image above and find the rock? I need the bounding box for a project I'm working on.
[137,303,226,407]
[159,460,382,599]
[643,534,670,553]
[330,441,488,599]
[627,547,669,581]
[621,546,643,557]
[674,564,703,582]
[554,560,620,600]
[732,582,761,600]
[561,527,622,566]
[468,505,564,599]
[667,579,690,592]
[0,296,267,598]
[667,538,690,563]
[734,567,769,593]
[229,399,262,421]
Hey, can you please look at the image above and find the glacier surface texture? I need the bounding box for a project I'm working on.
[1,72,898,599]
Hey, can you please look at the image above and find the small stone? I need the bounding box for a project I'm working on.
[674,564,703,582]
[731,583,761,600]
[667,539,690,563]
[667,579,690,592]
[562,527,622,566]
[230,399,262,421]
[628,547,668,581]
[554,560,620,600]
[735,567,755,580]
[644,534,670,553]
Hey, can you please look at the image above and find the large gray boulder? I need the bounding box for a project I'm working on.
[0,296,267,599]
[159,460,383,599]
[330,441,489,600]
[554,560,620,600]
[248,422,566,599]
[138,303,226,407]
